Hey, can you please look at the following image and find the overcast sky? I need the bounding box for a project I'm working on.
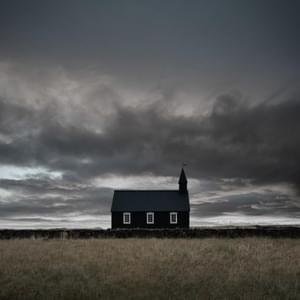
[0,0,300,228]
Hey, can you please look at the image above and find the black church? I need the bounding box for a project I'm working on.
[111,168,190,229]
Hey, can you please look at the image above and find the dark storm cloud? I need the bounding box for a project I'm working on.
[191,193,300,218]
[1,89,300,191]
[0,177,112,218]
[1,0,300,94]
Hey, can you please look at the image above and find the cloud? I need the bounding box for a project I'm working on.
[191,191,300,218]
[1,65,300,186]
[0,63,300,227]
[0,176,112,218]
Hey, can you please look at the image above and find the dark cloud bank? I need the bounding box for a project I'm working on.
[0,85,300,226]
[1,90,300,185]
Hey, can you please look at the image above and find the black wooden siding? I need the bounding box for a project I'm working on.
[111,211,189,229]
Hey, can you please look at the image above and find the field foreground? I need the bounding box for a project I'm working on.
[0,238,299,300]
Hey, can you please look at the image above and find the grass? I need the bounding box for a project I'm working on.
[0,238,299,300]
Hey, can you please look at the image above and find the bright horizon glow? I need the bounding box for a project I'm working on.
[0,214,300,229]
[92,174,200,190]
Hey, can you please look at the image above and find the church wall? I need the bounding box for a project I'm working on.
[111,211,189,229]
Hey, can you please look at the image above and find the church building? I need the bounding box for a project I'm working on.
[111,168,190,229]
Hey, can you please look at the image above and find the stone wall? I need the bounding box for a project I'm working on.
[0,226,300,239]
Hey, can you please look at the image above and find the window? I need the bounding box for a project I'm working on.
[146,212,154,224]
[123,212,131,224]
[170,212,178,224]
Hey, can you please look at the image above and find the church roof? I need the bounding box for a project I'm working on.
[111,190,190,212]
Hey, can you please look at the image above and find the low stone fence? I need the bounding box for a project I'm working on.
[0,226,299,239]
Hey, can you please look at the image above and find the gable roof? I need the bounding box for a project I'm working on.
[111,190,190,212]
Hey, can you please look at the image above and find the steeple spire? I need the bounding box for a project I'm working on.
[178,168,188,193]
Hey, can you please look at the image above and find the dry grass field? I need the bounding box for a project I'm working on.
[0,238,299,300]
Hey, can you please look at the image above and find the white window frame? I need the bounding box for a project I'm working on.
[170,212,178,224]
[123,212,131,224]
[146,212,154,224]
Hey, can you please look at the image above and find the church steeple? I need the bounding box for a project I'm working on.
[178,168,188,193]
